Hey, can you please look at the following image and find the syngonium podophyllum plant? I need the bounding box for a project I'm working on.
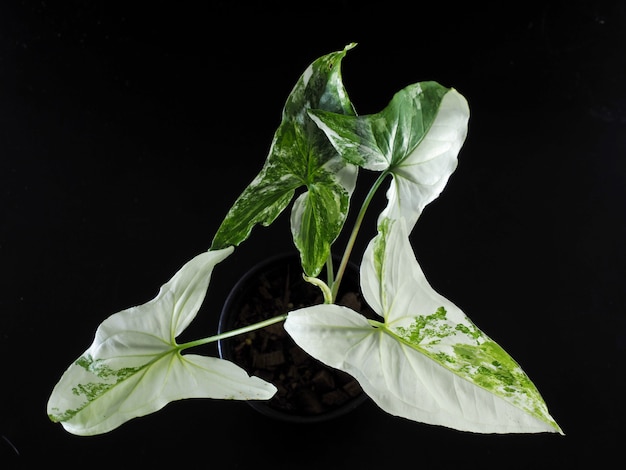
[47,43,563,436]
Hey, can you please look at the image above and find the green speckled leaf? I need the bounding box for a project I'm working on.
[211,43,358,277]
[47,248,277,436]
[285,218,563,434]
[309,82,469,232]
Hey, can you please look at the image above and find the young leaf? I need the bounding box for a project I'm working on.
[309,82,470,232]
[211,43,359,277]
[47,247,277,436]
[285,218,563,434]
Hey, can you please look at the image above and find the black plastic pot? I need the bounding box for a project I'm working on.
[217,252,371,423]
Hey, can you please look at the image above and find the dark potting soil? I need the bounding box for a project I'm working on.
[221,257,377,418]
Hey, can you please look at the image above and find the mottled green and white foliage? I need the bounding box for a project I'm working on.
[48,43,562,437]
[47,248,276,436]
[211,43,359,277]
[285,217,563,434]
[309,82,469,232]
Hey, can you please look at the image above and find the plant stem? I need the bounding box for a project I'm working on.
[304,274,333,303]
[177,313,289,351]
[325,255,335,288]
[330,171,389,301]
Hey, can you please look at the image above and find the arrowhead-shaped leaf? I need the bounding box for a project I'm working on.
[47,247,277,436]
[285,218,563,434]
[211,43,359,277]
[309,82,470,232]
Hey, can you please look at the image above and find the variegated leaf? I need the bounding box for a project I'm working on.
[211,43,359,277]
[285,218,563,434]
[309,82,469,232]
[47,248,277,436]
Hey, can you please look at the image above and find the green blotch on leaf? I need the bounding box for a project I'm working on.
[388,306,559,430]
[454,341,530,393]
[394,307,453,345]
[452,340,557,427]
[49,355,144,423]
[455,322,481,340]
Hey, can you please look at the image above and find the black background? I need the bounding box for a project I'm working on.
[1,1,624,468]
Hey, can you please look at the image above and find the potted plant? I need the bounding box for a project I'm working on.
[47,43,563,436]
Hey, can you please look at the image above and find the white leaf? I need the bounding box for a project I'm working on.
[47,247,277,436]
[285,218,563,434]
